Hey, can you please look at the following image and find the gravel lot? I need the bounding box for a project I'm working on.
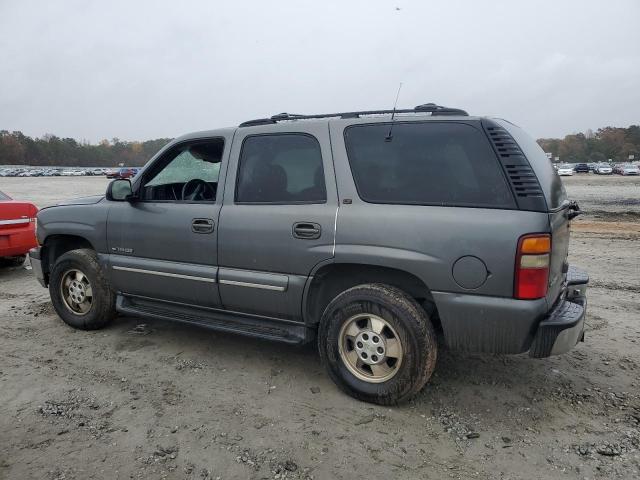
[1,175,639,480]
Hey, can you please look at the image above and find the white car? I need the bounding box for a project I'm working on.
[557,164,574,176]
[595,164,612,174]
[621,164,639,176]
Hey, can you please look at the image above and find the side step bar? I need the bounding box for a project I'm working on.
[116,294,310,344]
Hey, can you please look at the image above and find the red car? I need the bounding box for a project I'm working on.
[0,190,38,266]
[106,167,139,179]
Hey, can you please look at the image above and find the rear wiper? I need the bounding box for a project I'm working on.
[567,201,582,220]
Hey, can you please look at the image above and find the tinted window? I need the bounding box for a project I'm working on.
[344,122,515,208]
[236,134,326,203]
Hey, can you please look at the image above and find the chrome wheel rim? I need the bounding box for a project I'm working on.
[60,269,93,315]
[338,313,403,383]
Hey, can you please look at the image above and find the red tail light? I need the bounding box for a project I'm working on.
[514,234,551,300]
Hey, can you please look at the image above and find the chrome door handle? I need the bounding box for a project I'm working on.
[192,218,214,234]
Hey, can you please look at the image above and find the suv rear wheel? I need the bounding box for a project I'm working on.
[49,248,116,330]
[318,283,437,405]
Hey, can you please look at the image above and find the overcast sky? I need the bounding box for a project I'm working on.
[1,0,638,142]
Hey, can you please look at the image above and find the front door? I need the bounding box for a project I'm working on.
[218,122,338,321]
[107,137,228,308]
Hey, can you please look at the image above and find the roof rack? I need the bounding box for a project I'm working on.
[238,103,468,127]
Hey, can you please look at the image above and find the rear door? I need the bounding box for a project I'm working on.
[217,122,338,321]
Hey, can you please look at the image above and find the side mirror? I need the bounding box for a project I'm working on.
[106,179,134,201]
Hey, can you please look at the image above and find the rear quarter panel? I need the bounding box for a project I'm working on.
[329,119,551,298]
[333,203,550,297]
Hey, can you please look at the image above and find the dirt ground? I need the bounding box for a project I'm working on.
[0,175,638,480]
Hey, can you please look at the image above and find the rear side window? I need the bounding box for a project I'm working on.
[344,122,515,208]
[236,134,326,203]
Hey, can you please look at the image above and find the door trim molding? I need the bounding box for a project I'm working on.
[219,279,286,291]
[112,265,216,283]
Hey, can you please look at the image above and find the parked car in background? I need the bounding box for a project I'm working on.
[0,190,38,266]
[574,163,590,173]
[620,164,640,176]
[594,163,613,175]
[112,167,139,179]
[557,164,574,176]
[106,168,138,179]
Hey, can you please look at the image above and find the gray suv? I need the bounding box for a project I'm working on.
[29,104,588,404]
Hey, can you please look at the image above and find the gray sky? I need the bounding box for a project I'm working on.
[1,0,638,142]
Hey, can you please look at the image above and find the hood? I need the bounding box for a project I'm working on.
[55,195,105,206]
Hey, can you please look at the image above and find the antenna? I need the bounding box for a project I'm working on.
[385,82,403,142]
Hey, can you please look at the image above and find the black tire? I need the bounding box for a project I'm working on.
[49,248,116,330]
[0,255,26,267]
[318,283,437,405]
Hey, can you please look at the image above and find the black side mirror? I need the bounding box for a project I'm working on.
[106,179,134,201]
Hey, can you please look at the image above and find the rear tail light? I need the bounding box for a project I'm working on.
[514,234,551,300]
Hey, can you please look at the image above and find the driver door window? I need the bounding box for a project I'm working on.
[141,139,224,202]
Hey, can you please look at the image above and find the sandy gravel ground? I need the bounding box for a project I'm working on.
[0,175,638,480]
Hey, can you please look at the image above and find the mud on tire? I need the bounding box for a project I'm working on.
[49,248,116,330]
[318,283,437,405]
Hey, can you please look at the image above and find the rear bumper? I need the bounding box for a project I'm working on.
[529,266,589,358]
[0,224,37,257]
[28,247,47,287]
[433,265,588,355]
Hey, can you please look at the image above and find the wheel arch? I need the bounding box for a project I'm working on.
[303,262,440,328]
[40,234,95,281]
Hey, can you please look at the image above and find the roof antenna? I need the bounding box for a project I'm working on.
[385,82,403,142]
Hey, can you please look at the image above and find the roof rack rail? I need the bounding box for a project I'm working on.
[238,103,468,127]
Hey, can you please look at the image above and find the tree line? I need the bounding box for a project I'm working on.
[2,125,639,167]
[0,130,172,167]
[537,125,640,164]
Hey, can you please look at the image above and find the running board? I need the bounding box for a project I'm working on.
[116,294,309,344]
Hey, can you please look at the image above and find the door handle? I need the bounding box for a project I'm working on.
[292,222,321,240]
[192,218,214,234]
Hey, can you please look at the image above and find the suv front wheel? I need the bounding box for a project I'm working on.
[49,248,116,330]
[318,283,437,405]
